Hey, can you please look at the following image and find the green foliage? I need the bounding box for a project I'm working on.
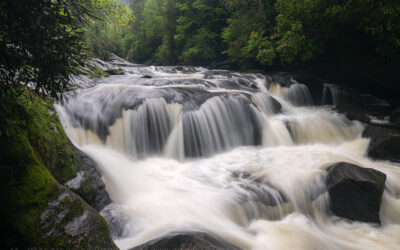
[250,0,400,66]
[88,66,111,78]
[92,0,135,25]
[0,0,134,102]
[174,0,228,65]
[110,0,399,73]
[222,0,276,65]
[120,0,228,65]
[85,21,127,60]
[0,0,88,100]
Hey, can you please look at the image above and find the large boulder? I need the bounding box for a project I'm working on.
[363,125,400,162]
[132,232,240,250]
[326,162,386,224]
[0,96,115,248]
[40,186,117,249]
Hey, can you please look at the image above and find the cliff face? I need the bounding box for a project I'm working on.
[0,94,116,249]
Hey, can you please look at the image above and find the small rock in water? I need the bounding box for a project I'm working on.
[132,232,240,250]
[363,125,400,163]
[326,162,386,224]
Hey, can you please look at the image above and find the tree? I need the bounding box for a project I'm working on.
[0,0,133,101]
[222,0,276,65]
[174,0,228,65]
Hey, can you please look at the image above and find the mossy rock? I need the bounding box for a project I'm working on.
[0,94,116,249]
[105,67,124,75]
[17,97,111,210]
[88,66,110,78]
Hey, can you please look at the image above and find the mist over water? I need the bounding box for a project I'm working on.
[57,65,400,249]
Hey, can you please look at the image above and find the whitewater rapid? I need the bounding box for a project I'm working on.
[56,65,400,250]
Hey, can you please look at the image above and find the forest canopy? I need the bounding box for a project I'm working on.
[94,0,399,70]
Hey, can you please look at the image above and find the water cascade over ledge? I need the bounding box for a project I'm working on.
[56,65,400,250]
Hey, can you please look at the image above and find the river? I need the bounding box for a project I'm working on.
[56,65,400,249]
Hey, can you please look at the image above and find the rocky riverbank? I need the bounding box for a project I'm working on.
[0,94,116,249]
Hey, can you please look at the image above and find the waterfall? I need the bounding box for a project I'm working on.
[57,65,400,250]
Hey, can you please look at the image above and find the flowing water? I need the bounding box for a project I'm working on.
[56,65,400,250]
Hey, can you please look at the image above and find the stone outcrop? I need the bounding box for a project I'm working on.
[326,162,386,224]
[0,95,115,249]
[132,232,240,250]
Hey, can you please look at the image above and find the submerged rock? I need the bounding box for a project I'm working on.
[68,146,111,211]
[132,232,240,250]
[326,162,386,224]
[363,125,400,162]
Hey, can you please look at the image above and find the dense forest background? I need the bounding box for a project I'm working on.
[91,0,400,67]
[1,0,399,101]
[87,0,400,100]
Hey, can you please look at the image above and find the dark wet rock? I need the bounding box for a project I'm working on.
[41,187,117,249]
[345,111,371,123]
[326,162,386,224]
[335,104,393,124]
[390,106,400,126]
[68,146,111,211]
[141,75,152,79]
[362,125,400,162]
[345,110,370,124]
[132,232,240,250]
[270,96,282,114]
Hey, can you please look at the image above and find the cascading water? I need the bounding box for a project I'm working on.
[56,65,400,250]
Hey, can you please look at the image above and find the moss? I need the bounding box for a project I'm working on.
[105,67,124,75]
[24,98,78,183]
[88,66,110,78]
[0,122,60,248]
[0,93,116,249]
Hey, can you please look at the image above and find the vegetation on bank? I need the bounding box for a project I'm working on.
[0,1,132,248]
